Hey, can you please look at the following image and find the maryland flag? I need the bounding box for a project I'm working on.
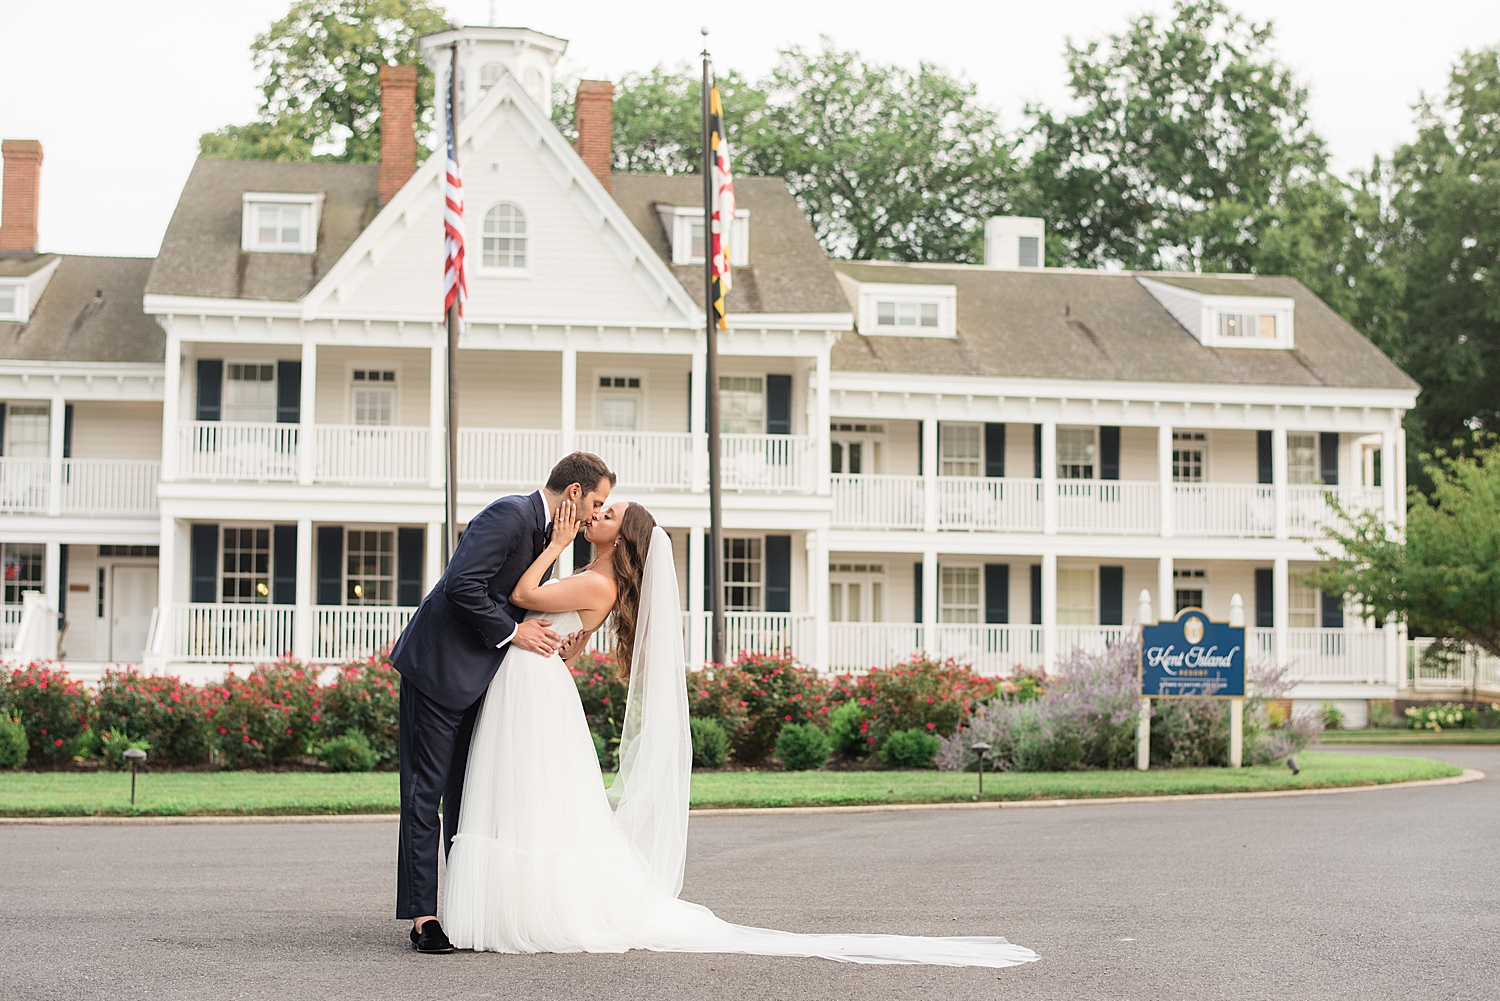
[708,82,735,330]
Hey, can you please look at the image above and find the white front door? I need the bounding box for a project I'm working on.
[110,565,157,663]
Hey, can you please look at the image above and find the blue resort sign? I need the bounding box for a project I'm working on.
[1140,609,1245,698]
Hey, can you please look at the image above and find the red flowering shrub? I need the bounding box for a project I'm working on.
[311,657,401,768]
[826,656,996,755]
[722,652,830,763]
[203,660,319,768]
[571,651,630,749]
[95,668,211,766]
[2,663,92,765]
[686,663,749,740]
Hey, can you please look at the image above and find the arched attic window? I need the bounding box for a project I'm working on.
[482,202,527,269]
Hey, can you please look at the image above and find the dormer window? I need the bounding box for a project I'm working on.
[0,284,17,320]
[658,205,749,266]
[855,282,957,339]
[1137,277,1294,350]
[241,192,322,254]
[877,300,938,329]
[1219,312,1277,340]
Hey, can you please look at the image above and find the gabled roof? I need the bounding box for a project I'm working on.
[146,159,378,302]
[0,253,61,278]
[831,262,1418,392]
[1144,274,1288,298]
[610,174,850,316]
[0,255,163,362]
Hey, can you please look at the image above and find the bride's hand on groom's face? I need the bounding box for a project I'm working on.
[552,499,582,548]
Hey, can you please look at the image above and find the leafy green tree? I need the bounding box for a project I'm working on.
[1022,0,1334,275]
[199,0,449,162]
[1310,437,1500,658]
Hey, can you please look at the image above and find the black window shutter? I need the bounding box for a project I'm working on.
[1255,568,1274,628]
[1257,431,1273,484]
[1100,426,1120,480]
[0,402,6,455]
[984,564,1009,624]
[272,525,296,605]
[316,526,344,605]
[1030,564,1042,625]
[63,404,73,459]
[764,535,791,612]
[1321,591,1344,629]
[190,524,218,603]
[397,527,425,607]
[572,533,593,575]
[1099,566,1124,625]
[703,531,713,610]
[57,544,69,620]
[913,562,923,623]
[196,360,222,421]
[1033,424,1042,479]
[1320,432,1339,485]
[276,361,301,424]
[766,375,792,435]
[984,423,1006,478]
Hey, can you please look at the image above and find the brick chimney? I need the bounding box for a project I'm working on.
[0,140,43,257]
[378,65,419,207]
[573,80,614,192]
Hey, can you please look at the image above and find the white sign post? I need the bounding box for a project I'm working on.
[1136,589,1152,771]
[1228,593,1245,768]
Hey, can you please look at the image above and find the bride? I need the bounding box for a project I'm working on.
[442,498,1038,968]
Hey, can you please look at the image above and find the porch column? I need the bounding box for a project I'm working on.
[47,395,65,516]
[1158,555,1174,624]
[688,527,705,666]
[425,521,443,590]
[1380,420,1397,525]
[1041,551,1057,670]
[921,418,938,533]
[921,549,938,654]
[298,341,317,485]
[428,342,445,489]
[147,515,177,669]
[560,348,577,453]
[1272,426,1288,539]
[690,347,706,492]
[1040,420,1057,534]
[814,350,831,496]
[161,331,181,482]
[810,529,829,670]
[1273,555,1290,668]
[292,517,313,659]
[44,539,60,614]
[1395,422,1408,532]
[1157,423,1173,538]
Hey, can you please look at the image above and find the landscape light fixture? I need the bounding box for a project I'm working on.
[971,742,991,796]
[123,747,146,805]
[1286,756,1300,776]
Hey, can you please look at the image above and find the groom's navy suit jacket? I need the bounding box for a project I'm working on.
[390,491,554,711]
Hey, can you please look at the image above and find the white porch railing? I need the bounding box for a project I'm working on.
[938,477,1044,532]
[171,603,295,663]
[0,457,51,512]
[934,624,1045,675]
[720,434,815,493]
[311,606,414,662]
[828,622,927,673]
[179,422,299,482]
[1056,625,1132,655]
[60,459,160,515]
[1287,486,1384,538]
[576,431,693,491]
[1407,637,1500,695]
[683,611,815,665]
[1251,627,1276,665]
[0,606,23,648]
[831,474,923,530]
[1284,627,1387,683]
[314,426,428,485]
[458,428,559,489]
[1174,483,1275,537]
[1056,480,1159,535]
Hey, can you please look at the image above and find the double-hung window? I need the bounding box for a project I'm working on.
[1057,568,1096,625]
[2,543,44,608]
[829,562,885,623]
[1173,432,1207,483]
[939,566,981,624]
[1289,576,1317,628]
[221,527,271,603]
[940,423,981,477]
[351,369,397,426]
[241,194,321,254]
[4,404,49,457]
[596,375,643,432]
[723,538,762,611]
[224,364,277,422]
[719,377,764,435]
[346,530,395,605]
[1057,428,1096,479]
[1287,433,1318,484]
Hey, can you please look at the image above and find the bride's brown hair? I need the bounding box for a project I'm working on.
[606,502,657,679]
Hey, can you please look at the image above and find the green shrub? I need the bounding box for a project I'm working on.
[95,669,210,766]
[774,722,830,771]
[311,658,400,767]
[1405,703,1481,731]
[1151,697,1230,767]
[690,717,729,768]
[204,661,319,768]
[591,731,611,770]
[730,653,830,763]
[0,718,26,769]
[318,731,377,772]
[571,652,631,749]
[826,657,994,755]
[1320,701,1346,731]
[99,729,151,769]
[827,699,870,757]
[879,728,939,769]
[4,664,92,765]
[1368,700,1401,729]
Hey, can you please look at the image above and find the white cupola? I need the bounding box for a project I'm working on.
[418,25,568,118]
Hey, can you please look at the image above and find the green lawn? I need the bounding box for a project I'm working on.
[1319,729,1500,745]
[0,752,1461,818]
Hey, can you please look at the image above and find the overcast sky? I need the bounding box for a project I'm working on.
[2,0,1497,259]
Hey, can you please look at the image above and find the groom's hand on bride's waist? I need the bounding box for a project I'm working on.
[511,619,561,657]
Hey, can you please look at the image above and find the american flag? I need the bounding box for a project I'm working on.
[708,82,735,330]
[443,72,467,330]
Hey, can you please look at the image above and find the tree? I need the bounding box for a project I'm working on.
[1310,437,1500,659]
[199,0,449,162]
[1022,0,1335,275]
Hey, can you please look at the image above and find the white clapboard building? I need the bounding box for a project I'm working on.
[0,25,1428,721]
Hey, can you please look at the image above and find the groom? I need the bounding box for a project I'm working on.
[389,451,615,953]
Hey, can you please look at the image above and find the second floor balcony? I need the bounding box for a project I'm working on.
[0,457,159,517]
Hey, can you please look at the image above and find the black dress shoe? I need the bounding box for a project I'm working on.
[411,920,456,954]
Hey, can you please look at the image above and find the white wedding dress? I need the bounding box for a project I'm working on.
[443,527,1037,968]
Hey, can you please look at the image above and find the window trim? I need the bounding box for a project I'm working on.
[343,525,398,607]
[829,561,887,623]
[222,360,280,424]
[657,204,750,267]
[938,422,982,478]
[217,523,275,605]
[938,563,982,624]
[1056,565,1097,626]
[591,369,647,433]
[476,199,532,277]
[1171,430,1210,484]
[345,363,403,426]
[240,192,323,254]
[856,282,958,339]
[721,534,764,612]
[0,281,21,321]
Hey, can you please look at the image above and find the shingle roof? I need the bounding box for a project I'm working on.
[830,262,1418,392]
[1144,274,1288,298]
[146,158,379,302]
[0,255,163,362]
[0,253,61,278]
[609,174,850,316]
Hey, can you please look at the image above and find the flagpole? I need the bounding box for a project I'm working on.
[444,38,461,567]
[701,44,725,667]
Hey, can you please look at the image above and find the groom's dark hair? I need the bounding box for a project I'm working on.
[546,451,616,493]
